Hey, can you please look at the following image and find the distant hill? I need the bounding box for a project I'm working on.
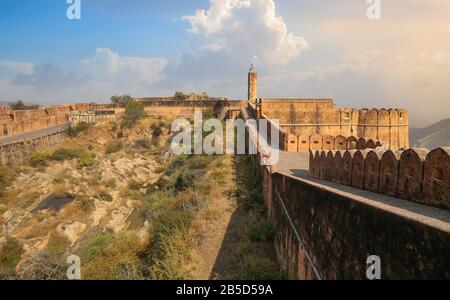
[410,118,450,149]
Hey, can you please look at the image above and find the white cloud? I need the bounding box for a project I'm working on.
[81,48,167,87]
[182,0,308,65]
[0,49,168,103]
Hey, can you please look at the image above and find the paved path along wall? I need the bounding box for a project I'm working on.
[0,123,70,166]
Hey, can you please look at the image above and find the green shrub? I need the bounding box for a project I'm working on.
[134,139,151,149]
[105,141,124,154]
[77,152,96,169]
[105,178,117,189]
[150,125,163,137]
[30,148,87,168]
[122,102,146,128]
[173,91,186,101]
[249,222,274,242]
[0,237,24,270]
[98,192,113,202]
[29,151,52,168]
[202,109,216,120]
[51,148,79,161]
[128,180,143,191]
[111,95,133,107]
[79,233,143,280]
[188,155,212,170]
[68,122,92,137]
[46,232,70,256]
[145,210,195,280]
[78,233,115,263]
[173,170,195,192]
[0,166,14,196]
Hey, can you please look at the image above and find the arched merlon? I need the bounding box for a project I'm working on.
[310,147,450,212]
[266,105,409,150]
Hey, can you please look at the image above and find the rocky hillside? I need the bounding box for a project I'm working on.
[0,115,282,280]
[410,118,450,149]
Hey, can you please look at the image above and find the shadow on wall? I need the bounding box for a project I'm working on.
[283,134,383,153]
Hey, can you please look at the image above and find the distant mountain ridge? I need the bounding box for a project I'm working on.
[410,118,450,149]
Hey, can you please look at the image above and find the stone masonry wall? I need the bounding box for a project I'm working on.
[309,147,450,211]
[261,101,409,151]
[0,126,69,166]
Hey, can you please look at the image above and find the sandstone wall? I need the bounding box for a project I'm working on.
[69,110,116,125]
[246,149,450,280]
[262,103,409,150]
[0,107,70,138]
[243,106,449,280]
[309,147,450,211]
[0,125,69,166]
[269,170,450,280]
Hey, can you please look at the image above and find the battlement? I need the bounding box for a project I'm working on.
[309,147,450,211]
[266,107,409,151]
[0,107,70,137]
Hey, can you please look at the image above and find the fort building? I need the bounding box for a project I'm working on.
[0,69,448,280]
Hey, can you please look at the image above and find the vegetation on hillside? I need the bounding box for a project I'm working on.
[0,112,281,280]
[68,122,92,137]
[29,147,96,169]
[0,166,15,196]
[9,100,39,111]
[110,95,133,107]
[122,101,146,128]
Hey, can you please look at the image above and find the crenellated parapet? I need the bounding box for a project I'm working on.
[263,105,409,150]
[0,107,71,137]
[282,132,383,152]
[309,147,450,211]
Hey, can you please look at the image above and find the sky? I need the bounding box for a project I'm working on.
[0,0,449,127]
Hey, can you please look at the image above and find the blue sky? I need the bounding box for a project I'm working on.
[1,0,450,126]
[0,0,203,63]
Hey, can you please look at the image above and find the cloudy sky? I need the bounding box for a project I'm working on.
[0,0,449,126]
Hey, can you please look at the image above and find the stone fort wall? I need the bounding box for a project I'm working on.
[243,116,449,279]
[0,104,92,138]
[309,147,450,211]
[261,99,409,151]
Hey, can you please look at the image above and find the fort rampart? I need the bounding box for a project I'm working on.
[260,99,409,151]
[309,147,450,211]
[243,106,450,280]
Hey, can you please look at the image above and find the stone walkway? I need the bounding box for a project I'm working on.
[271,150,450,229]
[273,151,310,177]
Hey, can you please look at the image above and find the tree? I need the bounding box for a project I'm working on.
[111,95,133,107]
[173,92,186,101]
[9,100,39,110]
[122,101,146,128]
